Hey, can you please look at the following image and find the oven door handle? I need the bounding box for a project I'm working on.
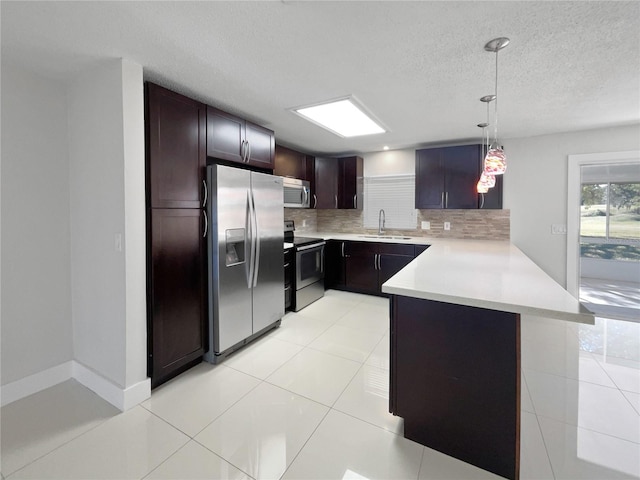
[296,241,326,252]
[320,245,325,273]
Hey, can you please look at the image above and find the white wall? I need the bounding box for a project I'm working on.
[503,124,640,286]
[1,61,73,384]
[121,60,148,388]
[363,149,414,176]
[68,59,147,395]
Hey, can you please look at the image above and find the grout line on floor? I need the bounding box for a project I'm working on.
[532,408,557,480]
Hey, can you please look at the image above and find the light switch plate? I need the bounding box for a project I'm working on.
[551,224,567,235]
[421,221,431,230]
[444,222,451,231]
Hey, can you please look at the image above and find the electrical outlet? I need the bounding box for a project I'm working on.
[302,219,307,227]
[421,221,431,230]
[551,224,567,235]
[444,222,451,231]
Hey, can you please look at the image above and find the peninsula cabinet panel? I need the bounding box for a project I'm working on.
[390,296,520,480]
[146,83,206,209]
[148,208,206,388]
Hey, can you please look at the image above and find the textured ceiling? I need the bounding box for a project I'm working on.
[2,1,639,156]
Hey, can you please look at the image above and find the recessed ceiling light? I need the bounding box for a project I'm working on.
[383,145,390,150]
[292,97,385,138]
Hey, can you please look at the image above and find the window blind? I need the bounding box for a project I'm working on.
[364,174,417,230]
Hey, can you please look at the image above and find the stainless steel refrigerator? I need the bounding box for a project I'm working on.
[205,164,284,363]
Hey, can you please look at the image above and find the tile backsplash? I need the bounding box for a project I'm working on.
[309,208,510,240]
[284,208,318,234]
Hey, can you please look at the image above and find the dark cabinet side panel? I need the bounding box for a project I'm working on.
[146,83,205,209]
[148,209,206,387]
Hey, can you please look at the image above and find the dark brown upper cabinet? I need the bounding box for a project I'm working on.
[146,83,206,209]
[274,144,315,181]
[313,155,363,209]
[415,144,501,209]
[338,156,363,210]
[206,106,275,170]
[314,156,339,208]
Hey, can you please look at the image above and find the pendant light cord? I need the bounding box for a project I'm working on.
[494,48,499,145]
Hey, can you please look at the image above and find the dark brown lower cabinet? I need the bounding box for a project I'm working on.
[324,240,346,289]
[342,241,415,296]
[148,208,207,388]
[390,295,521,480]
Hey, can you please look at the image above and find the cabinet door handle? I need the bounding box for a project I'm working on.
[341,242,345,258]
[313,194,317,209]
[284,263,290,268]
[202,210,208,238]
[373,253,377,270]
[353,194,357,209]
[441,192,444,208]
[202,180,208,208]
[335,194,338,209]
[445,191,449,208]
[378,254,382,270]
[480,193,485,209]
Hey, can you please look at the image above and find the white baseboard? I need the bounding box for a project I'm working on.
[72,362,150,411]
[1,361,150,411]
[1,361,74,407]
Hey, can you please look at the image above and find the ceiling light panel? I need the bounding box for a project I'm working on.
[293,97,385,137]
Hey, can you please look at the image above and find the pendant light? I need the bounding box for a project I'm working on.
[476,95,496,194]
[483,37,510,175]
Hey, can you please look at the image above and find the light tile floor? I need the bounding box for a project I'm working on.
[580,277,640,322]
[2,290,639,479]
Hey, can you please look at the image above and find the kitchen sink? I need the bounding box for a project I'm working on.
[359,235,413,240]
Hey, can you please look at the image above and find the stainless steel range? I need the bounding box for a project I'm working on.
[284,220,325,311]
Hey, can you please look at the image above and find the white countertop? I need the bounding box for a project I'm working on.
[304,232,593,324]
[380,239,594,324]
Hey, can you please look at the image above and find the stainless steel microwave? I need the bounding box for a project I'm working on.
[282,177,310,208]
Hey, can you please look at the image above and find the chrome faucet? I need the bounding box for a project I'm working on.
[378,209,386,235]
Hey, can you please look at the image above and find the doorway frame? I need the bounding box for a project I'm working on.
[566,150,640,297]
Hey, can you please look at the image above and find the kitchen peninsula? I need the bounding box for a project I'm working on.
[381,239,593,480]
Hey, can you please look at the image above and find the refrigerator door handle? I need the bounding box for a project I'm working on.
[251,189,260,287]
[246,190,255,288]
[202,210,208,238]
[202,179,208,208]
